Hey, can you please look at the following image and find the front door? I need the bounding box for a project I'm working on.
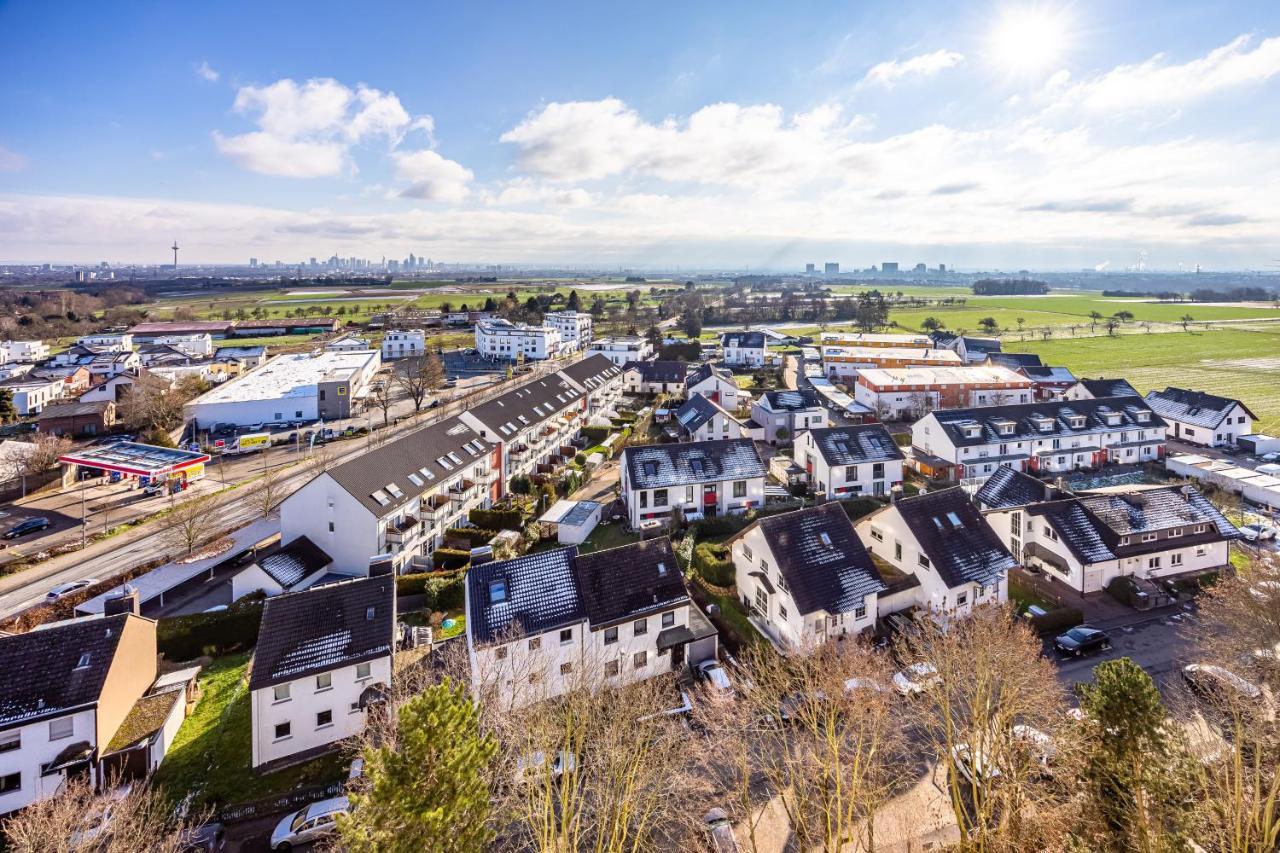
[670,643,685,670]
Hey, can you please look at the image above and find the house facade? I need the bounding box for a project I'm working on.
[475,319,562,361]
[685,363,742,411]
[751,389,828,444]
[720,331,767,367]
[822,346,962,380]
[584,337,653,367]
[458,373,588,484]
[853,365,1034,421]
[0,340,50,364]
[623,360,689,396]
[621,439,767,528]
[380,330,427,360]
[673,394,749,443]
[927,332,1002,363]
[794,424,904,499]
[1,376,65,415]
[1144,387,1256,448]
[37,400,117,437]
[1062,378,1140,401]
[544,312,593,353]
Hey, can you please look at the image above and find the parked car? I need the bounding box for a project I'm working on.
[892,662,940,696]
[1238,525,1261,543]
[270,796,348,851]
[1054,626,1112,657]
[696,660,734,697]
[703,807,740,853]
[46,578,98,600]
[951,742,1002,786]
[1239,523,1277,542]
[4,516,51,539]
[1182,663,1263,703]
[180,822,226,852]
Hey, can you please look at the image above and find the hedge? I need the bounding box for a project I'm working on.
[444,526,498,548]
[580,425,611,445]
[841,497,883,522]
[693,542,735,587]
[1028,605,1085,637]
[468,507,524,531]
[158,596,265,661]
[1105,575,1139,606]
[396,570,466,611]
[432,548,471,571]
[693,513,754,539]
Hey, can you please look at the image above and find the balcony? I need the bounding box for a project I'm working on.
[509,443,529,460]
[418,493,450,520]
[449,479,478,504]
[386,516,420,544]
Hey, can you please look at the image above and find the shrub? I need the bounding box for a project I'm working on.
[157,595,265,661]
[1028,605,1085,637]
[396,570,467,611]
[693,513,753,539]
[509,474,532,495]
[468,507,523,531]
[432,548,471,571]
[840,497,883,521]
[580,425,611,445]
[444,526,498,548]
[1106,575,1139,606]
[693,542,735,587]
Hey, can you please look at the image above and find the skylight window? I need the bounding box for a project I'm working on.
[406,473,424,487]
[418,467,435,480]
[945,511,963,527]
[642,461,659,477]
[366,606,376,621]
[499,425,512,435]
[657,562,667,576]
[371,490,391,506]
[75,653,90,669]
[833,441,850,454]
[385,483,404,499]
[819,532,832,547]
[447,452,463,465]
[437,457,453,470]
[518,415,530,425]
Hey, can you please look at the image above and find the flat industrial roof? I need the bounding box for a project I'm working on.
[856,365,1030,387]
[189,350,377,405]
[59,441,210,477]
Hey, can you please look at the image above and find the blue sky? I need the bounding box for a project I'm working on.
[1,0,1278,269]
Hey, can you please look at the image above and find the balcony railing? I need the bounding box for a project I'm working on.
[386,517,420,543]
[449,479,478,504]
[418,494,450,519]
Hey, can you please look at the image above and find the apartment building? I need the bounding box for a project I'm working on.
[819,332,932,350]
[822,345,961,380]
[853,365,1034,421]
[620,439,767,528]
[910,396,1167,482]
[544,311,593,352]
[458,373,588,484]
[0,340,50,364]
[794,424,904,499]
[751,389,828,444]
[927,332,1003,363]
[381,329,427,360]
[558,354,626,415]
[584,337,653,367]
[0,375,65,415]
[1144,387,1256,448]
[475,319,562,361]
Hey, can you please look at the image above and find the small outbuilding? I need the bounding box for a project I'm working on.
[538,499,603,545]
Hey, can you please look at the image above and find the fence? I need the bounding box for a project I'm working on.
[218,777,348,824]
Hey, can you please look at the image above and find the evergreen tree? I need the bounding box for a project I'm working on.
[483,296,497,312]
[0,388,15,423]
[566,289,580,312]
[339,680,496,852]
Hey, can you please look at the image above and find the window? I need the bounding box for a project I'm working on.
[528,637,541,652]
[560,662,573,675]
[1168,527,1182,538]
[605,660,620,677]
[870,527,884,542]
[1141,533,1158,543]
[633,651,648,669]
[685,486,695,503]
[274,722,292,741]
[639,491,648,509]
[356,662,372,680]
[604,626,618,645]
[662,611,675,628]
[956,592,968,607]
[733,481,747,498]
[49,718,73,741]
[315,673,332,692]
[273,684,291,703]
[316,710,333,728]
[854,604,867,620]
[760,559,770,573]
[742,544,753,561]
[1148,556,1161,569]
[0,773,19,795]
[328,521,335,533]
[778,604,788,620]
[894,541,902,561]
[559,628,573,645]
[633,618,648,637]
[0,731,20,754]
[918,554,931,569]
[653,489,668,507]
[75,653,90,669]
[494,646,508,660]
[1171,553,1183,566]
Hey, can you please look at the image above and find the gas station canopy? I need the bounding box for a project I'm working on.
[58,442,211,479]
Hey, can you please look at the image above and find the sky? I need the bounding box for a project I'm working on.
[1,0,1279,270]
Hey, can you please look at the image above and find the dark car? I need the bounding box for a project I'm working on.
[4,517,51,539]
[1054,626,1111,657]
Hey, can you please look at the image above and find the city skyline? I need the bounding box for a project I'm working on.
[2,1,1279,268]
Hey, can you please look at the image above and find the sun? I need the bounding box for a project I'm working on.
[988,7,1070,75]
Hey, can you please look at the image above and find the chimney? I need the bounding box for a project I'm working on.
[103,584,140,617]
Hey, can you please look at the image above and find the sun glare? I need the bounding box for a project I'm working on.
[989,7,1069,74]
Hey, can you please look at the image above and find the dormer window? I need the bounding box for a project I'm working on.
[1067,416,1086,429]
[75,653,90,669]
[1135,411,1150,423]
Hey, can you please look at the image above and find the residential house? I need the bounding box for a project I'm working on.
[752,389,828,444]
[730,503,886,649]
[0,340,50,364]
[558,354,625,416]
[853,365,1034,421]
[584,337,653,367]
[249,576,395,769]
[29,365,92,396]
[37,400,117,437]
[620,439,767,528]
[855,488,1015,618]
[475,319,561,361]
[86,350,142,382]
[79,370,158,405]
[927,332,1003,363]
[622,360,689,396]
[978,477,1240,593]
[279,414,499,575]
[794,424,904,499]
[325,334,373,353]
[720,331,767,367]
[76,333,134,352]
[1062,378,1141,401]
[230,535,336,599]
[143,334,214,359]
[1144,387,1256,448]
[379,330,426,360]
[1017,365,1078,401]
[1,376,65,415]
[985,353,1044,371]
[673,394,750,443]
[910,396,1166,482]
[213,345,269,370]
[458,373,587,484]
[685,363,742,411]
[466,537,717,708]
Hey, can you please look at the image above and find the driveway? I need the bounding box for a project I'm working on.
[1050,605,1197,695]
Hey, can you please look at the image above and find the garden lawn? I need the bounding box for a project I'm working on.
[578,521,638,554]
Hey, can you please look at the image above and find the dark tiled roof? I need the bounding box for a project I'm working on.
[0,614,132,728]
[928,396,1163,447]
[325,415,495,518]
[467,374,584,437]
[675,395,727,434]
[1077,487,1241,538]
[624,438,766,490]
[721,331,766,349]
[1020,365,1077,383]
[929,331,959,347]
[751,503,885,615]
[1027,500,1116,564]
[761,389,821,412]
[256,536,333,588]
[468,546,585,644]
[987,353,1043,368]
[685,363,733,388]
[250,576,394,690]
[1078,378,1139,398]
[894,488,1015,588]
[624,360,689,383]
[973,465,1054,510]
[557,354,623,394]
[806,424,903,466]
[574,537,688,626]
[37,400,112,420]
[1144,387,1256,429]
[960,336,1001,353]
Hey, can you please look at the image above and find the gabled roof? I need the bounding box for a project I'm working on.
[624,438,766,490]
[250,575,394,690]
[748,503,886,615]
[468,546,585,644]
[36,400,113,420]
[675,394,737,435]
[805,424,903,466]
[0,613,134,729]
[1077,486,1241,539]
[1027,500,1117,564]
[325,415,495,519]
[1076,378,1140,398]
[760,389,822,412]
[960,337,1001,353]
[685,362,733,388]
[467,373,583,436]
[557,354,623,393]
[973,465,1055,510]
[1144,387,1257,429]
[255,536,333,588]
[1020,365,1077,383]
[893,488,1015,588]
[624,360,689,383]
[721,331,766,349]
[574,537,688,626]
[927,396,1164,447]
[986,353,1043,368]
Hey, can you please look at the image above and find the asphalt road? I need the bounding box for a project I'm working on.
[1050,604,1198,695]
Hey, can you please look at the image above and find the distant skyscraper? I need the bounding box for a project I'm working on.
[249,258,258,268]
[938,263,946,273]
[914,262,926,272]
[881,262,899,273]
[805,263,815,273]
[824,262,839,275]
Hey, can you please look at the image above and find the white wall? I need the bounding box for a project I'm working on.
[688,377,741,411]
[1167,406,1253,448]
[0,709,97,814]
[795,432,904,499]
[279,474,381,575]
[251,656,391,768]
[382,331,427,360]
[623,474,765,529]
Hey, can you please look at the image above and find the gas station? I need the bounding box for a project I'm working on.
[57,442,211,495]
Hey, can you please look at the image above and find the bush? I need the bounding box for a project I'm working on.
[693,542,735,587]
[693,513,753,539]
[444,526,498,548]
[1106,575,1139,606]
[432,548,471,571]
[468,507,523,531]
[580,425,611,445]
[509,474,532,495]
[840,497,883,521]
[1028,605,1085,637]
[157,596,264,661]
[396,570,467,611]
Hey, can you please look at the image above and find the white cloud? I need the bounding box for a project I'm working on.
[392,149,473,202]
[195,60,219,82]
[860,50,965,87]
[0,144,28,172]
[1044,34,1280,114]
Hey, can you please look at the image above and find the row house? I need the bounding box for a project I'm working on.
[975,467,1240,594]
[543,311,593,353]
[466,538,718,708]
[794,424,904,499]
[720,331,767,367]
[584,337,653,367]
[250,576,395,769]
[380,329,427,360]
[853,365,1033,421]
[621,439,767,528]
[685,363,743,411]
[459,373,588,484]
[751,389,828,444]
[1143,387,1256,448]
[558,354,625,416]
[1017,365,1078,401]
[911,396,1166,482]
[1062,377,1140,401]
[818,332,932,349]
[674,394,752,442]
[475,319,562,361]
[623,360,689,396]
[822,345,961,381]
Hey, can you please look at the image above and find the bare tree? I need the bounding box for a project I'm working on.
[16,433,73,494]
[162,492,215,554]
[253,464,283,516]
[394,352,445,413]
[308,441,337,476]
[118,372,204,432]
[367,381,394,428]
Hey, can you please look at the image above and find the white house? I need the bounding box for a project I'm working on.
[620,439,767,529]
[0,376,65,415]
[975,468,1240,594]
[476,319,561,361]
[279,414,499,575]
[1144,387,1256,448]
[685,363,742,411]
[249,576,395,770]
[584,337,653,367]
[146,334,214,358]
[544,312,593,353]
[751,389,828,444]
[794,424,904,499]
[229,535,335,599]
[729,503,886,650]
[380,330,427,360]
[76,333,134,352]
[855,488,1015,618]
[0,340,50,364]
[852,365,1034,421]
[673,394,750,443]
[927,332,1002,364]
[910,396,1166,482]
[559,354,625,416]
[1062,378,1140,401]
[466,537,718,708]
[720,331,767,367]
[622,360,689,396]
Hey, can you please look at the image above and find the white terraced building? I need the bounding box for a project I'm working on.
[381,329,427,360]
[544,312,593,353]
[584,337,653,367]
[794,424,905,499]
[620,438,767,529]
[475,319,562,361]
